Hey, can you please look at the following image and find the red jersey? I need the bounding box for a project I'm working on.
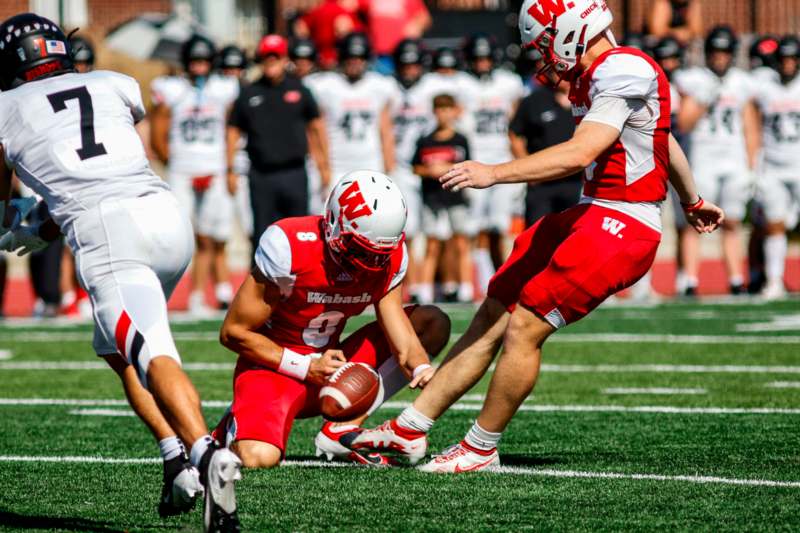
[569,47,671,207]
[253,216,407,355]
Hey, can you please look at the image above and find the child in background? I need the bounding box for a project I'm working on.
[412,94,473,303]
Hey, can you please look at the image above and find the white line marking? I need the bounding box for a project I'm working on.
[7,362,800,374]
[0,398,231,408]
[547,333,800,345]
[737,314,800,332]
[0,361,233,371]
[602,388,707,395]
[3,330,800,345]
[69,408,137,417]
[0,455,796,489]
[0,350,11,360]
[765,382,800,389]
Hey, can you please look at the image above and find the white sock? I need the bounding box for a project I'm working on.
[215,282,233,304]
[765,234,788,283]
[418,283,434,305]
[464,421,501,451]
[472,248,494,293]
[159,436,185,461]
[409,283,421,298]
[458,282,474,302]
[189,435,214,467]
[443,281,458,295]
[396,405,434,433]
[729,275,744,287]
[189,290,205,308]
[61,289,76,307]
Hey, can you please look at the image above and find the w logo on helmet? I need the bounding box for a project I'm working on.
[527,0,573,26]
[338,180,373,228]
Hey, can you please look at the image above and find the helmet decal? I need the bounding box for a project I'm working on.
[337,180,373,229]
[527,0,571,27]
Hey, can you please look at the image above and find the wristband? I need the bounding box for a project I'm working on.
[412,364,432,380]
[278,348,313,381]
[681,196,704,213]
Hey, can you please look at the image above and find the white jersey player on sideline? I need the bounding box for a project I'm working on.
[388,38,436,303]
[304,32,396,188]
[0,13,240,532]
[150,36,239,315]
[460,34,525,294]
[422,46,476,109]
[753,36,800,299]
[675,25,758,295]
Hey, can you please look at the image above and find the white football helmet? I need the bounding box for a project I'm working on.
[324,170,407,272]
[518,0,614,85]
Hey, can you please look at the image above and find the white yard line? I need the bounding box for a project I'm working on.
[0,361,233,371]
[0,454,796,489]
[69,408,137,417]
[7,362,800,374]
[602,388,707,395]
[28,399,800,416]
[0,350,11,360]
[765,382,800,389]
[3,330,800,345]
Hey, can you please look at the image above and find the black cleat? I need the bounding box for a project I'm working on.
[682,286,697,298]
[158,455,203,518]
[200,444,242,533]
[730,283,745,296]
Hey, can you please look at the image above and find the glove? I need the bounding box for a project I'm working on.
[0,224,48,256]
[0,197,38,236]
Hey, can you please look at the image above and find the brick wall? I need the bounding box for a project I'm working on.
[0,1,172,36]
[0,1,34,22]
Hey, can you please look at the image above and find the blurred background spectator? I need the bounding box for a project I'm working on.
[2,0,800,318]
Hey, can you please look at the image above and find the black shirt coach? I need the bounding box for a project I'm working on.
[229,75,319,171]
[228,73,320,253]
[510,86,583,226]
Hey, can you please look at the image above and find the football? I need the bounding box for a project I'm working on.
[319,362,383,422]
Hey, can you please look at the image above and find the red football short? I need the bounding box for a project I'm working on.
[487,204,660,328]
[218,307,415,454]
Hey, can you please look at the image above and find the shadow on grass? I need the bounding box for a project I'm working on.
[0,509,173,532]
[497,455,563,467]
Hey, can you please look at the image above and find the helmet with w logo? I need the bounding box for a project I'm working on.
[518,0,613,86]
[324,171,407,273]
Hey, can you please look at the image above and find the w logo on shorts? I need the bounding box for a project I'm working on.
[602,216,626,238]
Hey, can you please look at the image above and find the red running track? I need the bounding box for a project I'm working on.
[1,258,798,317]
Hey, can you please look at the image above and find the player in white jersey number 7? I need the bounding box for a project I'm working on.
[0,13,240,532]
[353,0,724,473]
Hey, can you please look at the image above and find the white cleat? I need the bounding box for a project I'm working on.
[203,447,242,533]
[351,420,427,465]
[761,280,787,301]
[314,423,394,466]
[418,441,500,473]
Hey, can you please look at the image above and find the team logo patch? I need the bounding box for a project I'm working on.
[284,90,301,103]
[16,47,25,61]
[249,95,264,107]
[337,181,372,229]
[45,39,67,55]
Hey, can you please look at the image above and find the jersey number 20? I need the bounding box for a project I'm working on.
[47,86,108,161]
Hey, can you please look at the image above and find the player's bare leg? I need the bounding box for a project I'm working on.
[103,354,205,517]
[212,240,233,310]
[762,221,788,299]
[679,227,700,295]
[454,234,474,302]
[231,440,282,469]
[419,305,554,473]
[147,355,242,531]
[488,230,506,271]
[353,298,508,463]
[190,234,214,314]
[104,354,175,440]
[721,219,745,293]
[419,238,442,304]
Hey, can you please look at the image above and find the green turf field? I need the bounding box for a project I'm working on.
[1,298,799,531]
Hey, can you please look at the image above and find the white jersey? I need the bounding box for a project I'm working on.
[420,70,477,109]
[460,69,525,164]
[0,70,168,238]
[674,66,753,166]
[151,74,238,176]
[304,71,395,175]
[389,77,438,169]
[754,73,800,177]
